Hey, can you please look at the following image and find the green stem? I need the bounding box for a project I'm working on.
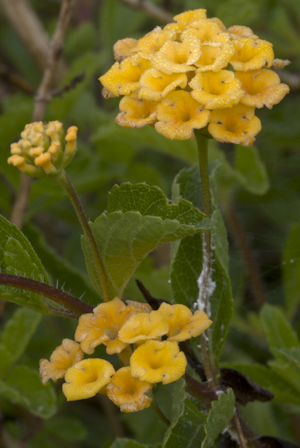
[150,398,170,426]
[194,131,217,388]
[56,170,110,302]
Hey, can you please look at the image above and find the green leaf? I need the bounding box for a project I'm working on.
[24,224,100,307]
[201,389,235,448]
[163,378,207,448]
[43,416,87,442]
[110,439,156,448]
[234,146,270,195]
[0,308,42,377]
[82,183,212,298]
[283,222,300,316]
[273,347,300,378]
[170,166,233,360]
[0,344,13,378]
[260,304,299,353]
[0,366,56,418]
[0,215,48,280]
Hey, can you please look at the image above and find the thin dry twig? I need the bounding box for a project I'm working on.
[0,0,65,79]
[233,411,248,448]
[120,0,173,23]
[10,0,77,229]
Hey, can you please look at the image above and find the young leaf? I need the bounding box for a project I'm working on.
[171,165,233,360]
[260,304,299,353]
[82,183,213,298]
[163,378,207,448]
[234,146,269,195]
[201,389,235,448]
[0,308,42,377]
[273,347,300,379]
[0,366,56,418]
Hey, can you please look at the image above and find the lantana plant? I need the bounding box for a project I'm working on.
[0,6,295,448]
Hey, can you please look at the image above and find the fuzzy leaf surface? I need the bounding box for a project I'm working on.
[82,183,212,298]
[201,388,235,448]
[0,366,56,418]
[163,378,207,448]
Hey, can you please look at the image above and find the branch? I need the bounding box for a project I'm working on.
[0,0,65,79]
[0,273,93,316]
[10,0,76,229]
[120,0,173,23]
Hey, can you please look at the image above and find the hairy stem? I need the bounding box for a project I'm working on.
[56,170,110,302]
[0,273,93,317]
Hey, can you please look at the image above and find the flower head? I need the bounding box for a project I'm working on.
[75,297,135,355]
[130,340,187,385]
[208,103,261,146]
[155,91,210,140]
[8,121,77,177]
[158,303,212,342]
[107,367,152,413]
[62,359,115,401]
[100,9,289,144]
[39,339,83,385]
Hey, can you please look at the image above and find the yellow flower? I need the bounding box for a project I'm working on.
[7,121,77,177]
[164,9,207,33]
[130,340,187,385]
[39,339,83,385]
[139,69,187,102]
[99,56,151,97]
[151,35,200,75]
[194,43,234,72]
[107,367,152,413]
[118,310,168,343]
[113,38,138,61]
[190,70,244,109]
[182,18,230,46]
[158,303,212,342]
[155,91,210,140]
[235,69,290,109]
[208,103,261,146]
[227,25,258,40]
[115,95,157,129]
[62,359,115,401]
[129,27,176,60]
[75,297,135,355]
[125,300,152,313]
[230,38,274,71]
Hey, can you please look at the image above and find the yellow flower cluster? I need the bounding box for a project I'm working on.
[40,297,212,413]
[99,9,289,146]
[7,121,78,176]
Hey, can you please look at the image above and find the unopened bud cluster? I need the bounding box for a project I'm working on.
[8,121,78,177]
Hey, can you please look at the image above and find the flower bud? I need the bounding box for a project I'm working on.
[7,121,78,177]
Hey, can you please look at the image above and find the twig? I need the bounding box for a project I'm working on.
[51,72,85,98]
[120,0,173,23]
[233,411,248,448]
[0,0,64,78]
[0,64,35,94]
[226,203,266,309]
[10,0,76,229]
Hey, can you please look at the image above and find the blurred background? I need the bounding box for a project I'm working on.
[0,0,300,446]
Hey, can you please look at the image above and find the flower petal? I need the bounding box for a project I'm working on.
[118,310,168,343]
[115,95,157,129]
[230,38,274,71]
